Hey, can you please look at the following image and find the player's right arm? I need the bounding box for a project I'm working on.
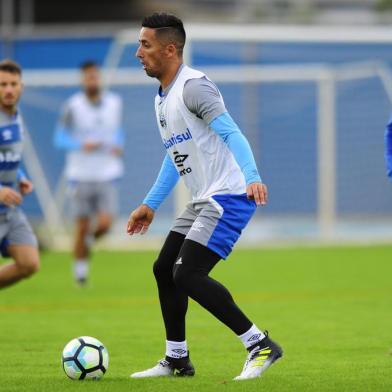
[0,186,22,206]
[0,168,30,206]
[53,101,101,151]
[53,102,82,150]
[127,154,179,235]
[385,115,392,179]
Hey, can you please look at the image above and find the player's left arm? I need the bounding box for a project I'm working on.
[385,116,392,180]
[109,127,125,156]
[183,77,267,205]
[209,113,267,205]
[109,97,125,156]
[17,168,33,195]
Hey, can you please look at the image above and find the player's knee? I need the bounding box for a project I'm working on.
[152,259,160,278]
[18,257,40,278]
[96,220,111,236]
[95,225,110,238]
[172,265,191,291]
[153,258,166,280]
[96,215,112,235]
[153,258,173,284]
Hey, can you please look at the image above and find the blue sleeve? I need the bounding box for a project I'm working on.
[385,117,392,180]
[112,127,125,147]
[53,126,81,151]
[143,154,180,210]
[209,112,262,184]
[17,168,27,181]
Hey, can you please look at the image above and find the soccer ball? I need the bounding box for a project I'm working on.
[62,336,109,380]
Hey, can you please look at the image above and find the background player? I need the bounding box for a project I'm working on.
[127,13,283,381]
[54,61,124,285]
[0,59,40,289]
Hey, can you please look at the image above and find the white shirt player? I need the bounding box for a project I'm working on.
[58,91,124,182]
[155,66,246,201]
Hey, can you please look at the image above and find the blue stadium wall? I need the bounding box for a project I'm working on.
[1,36,392,219]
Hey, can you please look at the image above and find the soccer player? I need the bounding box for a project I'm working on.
[54,61,124,286]
[127,13,283,381]
[0,59,40,289]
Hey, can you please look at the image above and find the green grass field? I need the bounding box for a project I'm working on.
[1,245,392,392]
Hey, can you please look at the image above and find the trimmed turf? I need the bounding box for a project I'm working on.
[0,245,391,391]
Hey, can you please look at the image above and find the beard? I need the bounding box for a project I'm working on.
[145,68,157,78]
[86,86,101,97]
[143,59,163,79]
[0,95,17,111]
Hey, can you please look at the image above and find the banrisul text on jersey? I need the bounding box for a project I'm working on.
[162,129,193,149]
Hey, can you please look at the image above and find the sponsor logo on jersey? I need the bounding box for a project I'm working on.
[0,151,21,163]
[173,151,192,176]
[162,128,192,149]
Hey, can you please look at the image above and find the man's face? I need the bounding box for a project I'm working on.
[0,71,22,111]
[136,27,167,79]
[81,67,101,96]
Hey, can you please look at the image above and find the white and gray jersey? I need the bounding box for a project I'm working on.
[60,91,124,182]
[183,76,226,124]
[0,110,25,213]
[155,65,247,201]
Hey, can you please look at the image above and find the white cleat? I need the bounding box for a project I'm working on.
[130,359,173,378]
[234,336,283,381]
[130,356,195,378]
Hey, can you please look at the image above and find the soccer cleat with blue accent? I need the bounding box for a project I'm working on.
[234,334,283,381]
[130,355,195,378]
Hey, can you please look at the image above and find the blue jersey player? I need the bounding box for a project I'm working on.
[0,60,39,290]
[127,13,283,380]
[385,114,392,180]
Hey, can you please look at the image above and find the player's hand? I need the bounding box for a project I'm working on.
[83,141,102,152]
[246,182,268,206]
[110,146,123,156]
[127,204,155,235]
[19,179,33,195]
[0,187,22,206]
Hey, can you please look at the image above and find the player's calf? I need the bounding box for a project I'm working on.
[16,256,40,278]
[10,245,40,278]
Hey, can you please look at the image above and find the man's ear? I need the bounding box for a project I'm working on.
[165,43,178,59]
